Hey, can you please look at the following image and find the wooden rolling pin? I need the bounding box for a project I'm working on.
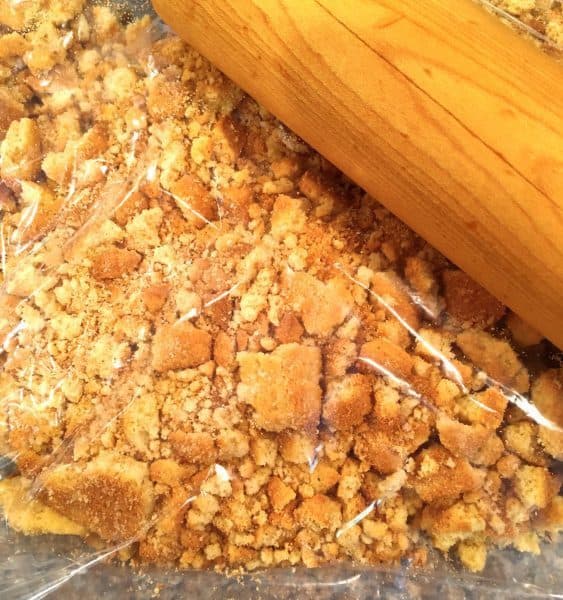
[153,0,563,348]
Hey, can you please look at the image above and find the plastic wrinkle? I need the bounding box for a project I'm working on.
[487,376,563,433]
[165,189,220,231]
[335,263,467,391]
[336,499,382,539]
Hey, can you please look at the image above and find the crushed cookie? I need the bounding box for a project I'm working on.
[442,270,506,327]
[0,2,560,576]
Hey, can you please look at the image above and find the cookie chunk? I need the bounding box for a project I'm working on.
[39,452,154,541]
[443,270,505,326]
[91,246,142,281]
[323,374,372,431]
[456,329,529,393]
[532,370,563,460]
[0,118,42,181]
[413,445,484,505]
[152,322,212,372]
[237,343,322,432]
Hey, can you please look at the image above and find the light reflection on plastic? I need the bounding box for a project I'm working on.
[1,321,27,351]
[165,190,220,231]
[487,376,563,433]
[146,162,158,182]
[215,463,230,482]
[61,31,74,49]
[126,131,140,168]
[23,539,135,600]
[480,0,560,48]
[204,282,241,309]
[335,263,468,394]
[176,307,200,324]
[112,359,124,370]
[336,499,383,539]
[308,443,324,473]
[295,573,363,588]
[357,356,438,416]
[409,290,440,321]
[145,54,159,80]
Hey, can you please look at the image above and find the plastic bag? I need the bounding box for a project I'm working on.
[0,1,561,598]
[481,0,563,50]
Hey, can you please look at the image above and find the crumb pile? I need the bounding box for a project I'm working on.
[0,1,561,574]
[490,0,563,45]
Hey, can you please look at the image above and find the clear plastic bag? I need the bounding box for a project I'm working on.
[0,1,561,598]
[480,0,563,51]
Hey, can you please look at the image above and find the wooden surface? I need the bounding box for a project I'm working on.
[153,0,563,348]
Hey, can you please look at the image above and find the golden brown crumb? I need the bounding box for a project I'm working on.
[532,369,563,460]
[324,338,357,378]
[458,541,487,572]
[147,75,187,121]
[170,174,218,228]
[270,194,308,239]
[213,330,237,369]
[91,246,142,281]
[436,415,491,461]
[274,311,304,344]
[358,338,414,380]
[0,477,86,536]
[534,496,563,532]
[0,89,25,140]
[285,272,353,336]
[513,465,559,510]
[413,445,484,505]
[237,343,322,432]
[455,388,507,429]
[295,494,342,532]
[142,283,171,314]
[113,191,150,227]
[370,271,420,330]
[152,322,212,372]
[213,115,247,163]
[423,501,485,554]
[169,431,217,465]
[268,477,296,511]
[456,329,530,392]
[496,454,521,478]
[503,421,549,466]
[39,452,154,541]
[0,117,42,182]
[323,374,373,431]
[354,430,405,474]
[442,270,505,326]
[471,434,504,466]
[17,182,62,242]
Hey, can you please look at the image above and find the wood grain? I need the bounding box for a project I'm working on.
[153,0,563,348]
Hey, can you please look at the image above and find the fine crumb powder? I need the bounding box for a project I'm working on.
[0,0,561,576]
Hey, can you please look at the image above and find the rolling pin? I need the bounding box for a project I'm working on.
[152,0,563,348]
